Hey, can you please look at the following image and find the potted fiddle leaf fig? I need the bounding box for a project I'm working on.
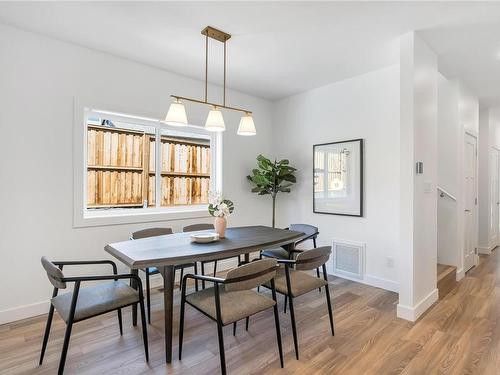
[247,154,297,227]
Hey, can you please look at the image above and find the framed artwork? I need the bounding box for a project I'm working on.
[313,139,363,217]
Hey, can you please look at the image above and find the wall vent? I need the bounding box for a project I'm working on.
[332,239,365,280]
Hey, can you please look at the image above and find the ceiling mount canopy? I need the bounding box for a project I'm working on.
[164,26,256,136]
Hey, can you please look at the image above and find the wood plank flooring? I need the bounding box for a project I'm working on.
[437,263,457,300]
[1,250,499,374]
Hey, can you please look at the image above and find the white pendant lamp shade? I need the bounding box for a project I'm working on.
[205,108,226,132]
[163,100,188,126]
[237,114,256,136]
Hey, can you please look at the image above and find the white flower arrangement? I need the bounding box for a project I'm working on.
[208,191,234,218]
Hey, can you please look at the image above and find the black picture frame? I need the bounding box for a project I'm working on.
[313,138,364,217]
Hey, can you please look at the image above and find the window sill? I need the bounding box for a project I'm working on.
[73,206,211,228]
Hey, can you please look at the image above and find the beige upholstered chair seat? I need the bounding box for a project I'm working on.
[185,286,276,325]
[51,281,140,323]
[265,267,327,297]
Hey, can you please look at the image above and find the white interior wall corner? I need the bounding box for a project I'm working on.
[398,32,438,320]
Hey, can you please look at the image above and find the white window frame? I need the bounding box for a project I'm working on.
[73,98,222,228]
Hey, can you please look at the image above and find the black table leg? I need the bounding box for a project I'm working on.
[161,265,175,363]
[131,268,139,326]
[244,253,250,263]
[286,242,296,259]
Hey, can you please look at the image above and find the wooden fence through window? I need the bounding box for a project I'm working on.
[87,125,211,209]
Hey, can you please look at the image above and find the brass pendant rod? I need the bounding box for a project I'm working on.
[223,40,226,107]
[169,27,252,118]
[171,95,251,115]
[205,32,208,102]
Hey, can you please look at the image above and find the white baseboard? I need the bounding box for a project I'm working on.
[397,288,438,322]
[456,267,465,281]
[363,275,399,293]
[0,300,50,325]
[478,246,493,255]
[1,255,251,325]
[330,272,398,293]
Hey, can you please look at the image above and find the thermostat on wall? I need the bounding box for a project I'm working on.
[416,162,424,174]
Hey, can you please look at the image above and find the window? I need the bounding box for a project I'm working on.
[78,108,220,224]
[313,148,350,198]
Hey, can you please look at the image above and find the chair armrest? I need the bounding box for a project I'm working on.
[52,260,118,274]
[62,273,141,285]
[276,259,296,265]
[180,273,225,299]
[183,273,225,284]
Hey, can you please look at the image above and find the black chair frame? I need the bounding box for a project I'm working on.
[178,269,284,375]
[259,257,334,360]
[199,255,243,289]
[39,260,149,375]
[261,226,322,310]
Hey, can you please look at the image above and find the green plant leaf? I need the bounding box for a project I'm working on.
[256,155,272,170]
[279,182,293,188]
[248,154,296,203]
[252,175,271,186]
[281,174,297,183]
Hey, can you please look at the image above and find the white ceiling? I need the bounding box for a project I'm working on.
[420,21,500,108]
[1,2,500,105]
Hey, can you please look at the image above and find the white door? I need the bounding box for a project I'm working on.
[490,149,499,247]
[464,133,478,272]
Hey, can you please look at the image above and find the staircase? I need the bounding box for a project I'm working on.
[437,264,457,299]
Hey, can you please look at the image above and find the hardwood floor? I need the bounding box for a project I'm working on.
[1,250,500,374]
[437,263,457,299]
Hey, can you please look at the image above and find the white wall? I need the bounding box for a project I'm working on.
[479,106,500,253]
[460,83,480,135]
[456,81,479,276]
[271,65,400,292]
[478,108,490,252]
[437,75,459,267]
[398,32,438,321]
[0,25,275,323]
[436,77,480,276]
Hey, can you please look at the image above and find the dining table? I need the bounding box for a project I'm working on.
[104,225,305,363]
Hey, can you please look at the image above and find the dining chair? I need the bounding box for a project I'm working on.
[39,257,148,375]
[261,223,319,259]
[261,246,334,360]
[183,223,243,289]
[131,227,198,324]
[179,258,284,375]
[261,224,322,304]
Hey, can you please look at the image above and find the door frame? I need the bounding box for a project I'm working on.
[491,147,500,248]
[463,130,479,273]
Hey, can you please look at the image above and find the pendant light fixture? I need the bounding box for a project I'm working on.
[237,113,256,136]
[205,106,226,132]
[163,97,188,126]
[165,26,256,136]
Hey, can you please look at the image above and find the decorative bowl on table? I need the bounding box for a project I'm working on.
[190,232,220,243]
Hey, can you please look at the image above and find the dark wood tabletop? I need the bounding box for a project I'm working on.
[105,225,305,268]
